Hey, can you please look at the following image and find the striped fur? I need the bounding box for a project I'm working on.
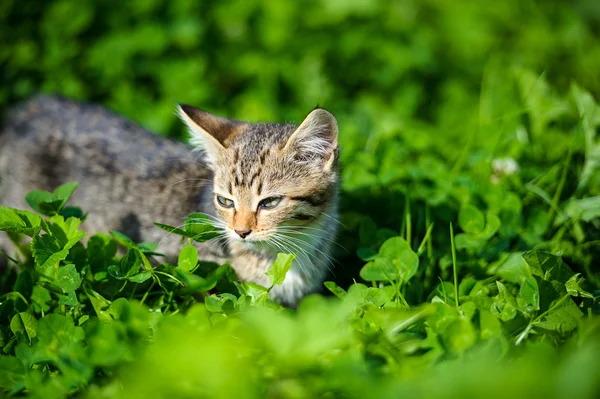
[179,105,339,306]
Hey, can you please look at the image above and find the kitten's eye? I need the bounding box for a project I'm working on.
[216,195,234,208]
[258,197,282,210]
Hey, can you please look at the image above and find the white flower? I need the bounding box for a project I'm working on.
[492,157,519,176]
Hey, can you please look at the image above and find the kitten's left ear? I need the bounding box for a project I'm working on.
[177,104,245,167]
[284,108,339,170]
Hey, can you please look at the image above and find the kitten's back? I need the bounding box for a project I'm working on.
[0,95,218,260]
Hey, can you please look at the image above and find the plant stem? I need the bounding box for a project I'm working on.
[549,133,574,222]
[405,195,412,246]
[515,293,572,345]
[450,223,459,312]
[425,206,433,261]
[140,280,156,305]
[0,250,20,265]
[417,222,435,256]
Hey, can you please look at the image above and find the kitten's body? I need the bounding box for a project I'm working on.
[0,96,339,306]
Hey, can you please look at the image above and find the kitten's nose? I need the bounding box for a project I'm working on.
[235,229,252,239]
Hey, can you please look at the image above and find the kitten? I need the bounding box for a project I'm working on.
[0,95,339,306]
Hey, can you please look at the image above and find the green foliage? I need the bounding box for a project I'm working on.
[0,178,599,397]
[2,0,600,397]
[266,253,295,288]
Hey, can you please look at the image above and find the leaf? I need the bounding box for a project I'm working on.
[31,286,51,313]
[59,206,86,219]
[37,314,83,347]
[31,218,86,272]
[85,289,119,323]
[31,234,69,271]
[237,282,270,306]
[560,197,600,224]
[490,252,531,284]
[379,236,419,283]
[565,274,594,299]
[522,250,574,282]
[25,182,79,216]
[360,257,396,282]
[120,248,143,277]
[10,313,37,343]
[25,190,58,215]
[177,264,229,293]
[58,290,79,306]
[184,213,220,242]
[324,281,347,299]
[571,83,600,191]
[459,204,485,234]
[87,234,118,272]
[481,213,501,239]
[454,233,486,250]
[442,317,477,352]
[356,247,378,261]
[53,181,79,208]
[266,253,296,288]
[0,207,43,237]
[127,271,153,284]
[154,222,190,237]
[534,296,582,334]
[107,265,125,280]
[57,264,82,292]
[519,276,540,311]
[362,287,390,307]
[138,242,160,254]
[479,309,502,339]
[110,231,137,248]
[108,248,148,282]
[204,295,223,313]
[177,245,198,272]
[491,281,518,322]
[0,356,25,390]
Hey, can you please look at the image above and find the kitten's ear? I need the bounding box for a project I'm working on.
[177,104,245,166]
[284,108,339,170]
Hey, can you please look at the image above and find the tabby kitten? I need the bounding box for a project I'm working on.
[178,105,340,306]
[0,96,339,306]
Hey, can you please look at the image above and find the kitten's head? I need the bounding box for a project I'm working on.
[178,105,339,246]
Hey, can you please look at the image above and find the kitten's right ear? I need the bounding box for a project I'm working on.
[177,104,245,166]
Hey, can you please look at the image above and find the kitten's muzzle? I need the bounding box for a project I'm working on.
[234,229,252,239]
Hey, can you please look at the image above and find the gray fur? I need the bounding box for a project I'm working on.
[0,95,223,263]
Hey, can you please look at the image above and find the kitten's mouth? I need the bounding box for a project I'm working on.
[228,231,280,252]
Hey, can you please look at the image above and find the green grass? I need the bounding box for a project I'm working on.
[1,0,600,397]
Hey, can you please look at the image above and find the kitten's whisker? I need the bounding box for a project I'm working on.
[320,211,349,230]
[170,177,213,187]
[275,227,347,252]
[276,234,311,274]
[156,218,225,250]
[274,234,329,277]
[271,234,310,276]
[279,233,338,273]
[268,235,306,275]
[156,221,190,249]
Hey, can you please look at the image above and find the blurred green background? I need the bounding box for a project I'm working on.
[2,0,600,287]
[2,0,600,133]
[2,2,600,397]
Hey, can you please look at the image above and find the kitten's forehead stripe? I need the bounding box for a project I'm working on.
[248,171,260,187]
